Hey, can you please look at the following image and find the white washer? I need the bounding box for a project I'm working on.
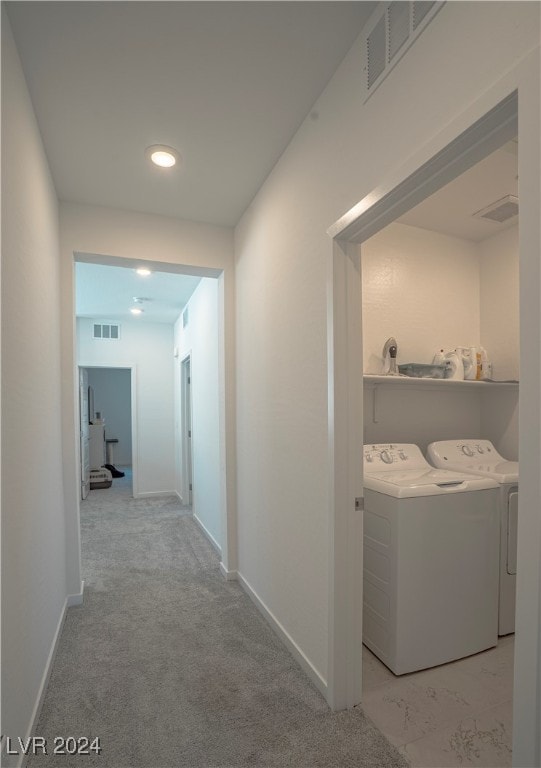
[363,443,499,675]
[427,439,518,636]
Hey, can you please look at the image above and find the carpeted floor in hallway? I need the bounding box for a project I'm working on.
[27,472,408,768]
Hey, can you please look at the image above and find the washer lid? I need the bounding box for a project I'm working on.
[364,467,498,498]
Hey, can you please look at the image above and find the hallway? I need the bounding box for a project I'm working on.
[28,478,406,767]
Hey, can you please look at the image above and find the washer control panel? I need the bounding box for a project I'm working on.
[364,443,427,470]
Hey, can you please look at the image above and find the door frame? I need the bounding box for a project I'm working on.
[180,353,193,506]
[327,79,540,766]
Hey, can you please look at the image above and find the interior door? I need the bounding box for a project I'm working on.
[79,368,90,499]
[181,356,193,505]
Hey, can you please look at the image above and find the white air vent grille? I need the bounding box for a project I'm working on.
[413,1,436,30]
[363,2,444,101]
[388,2,410,62]
[367,15,386,89]
[93,323,120,340]
[182,307,189,328]
[473,195,519,224]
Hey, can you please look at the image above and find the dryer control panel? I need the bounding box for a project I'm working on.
[363,443,428,471]
[428,439,500,463]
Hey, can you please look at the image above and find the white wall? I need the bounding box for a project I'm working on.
[362,222,520,459]
[77,319,175,495]
[1,11,68,763]
[480,224,519,381]
[480,224,519,459]
[234,0,539,700]
[362,223,481,372]
[174,278,221,548]
[86,367,132,465]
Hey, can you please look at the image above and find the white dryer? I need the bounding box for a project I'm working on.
[427,439,518,636]
[363,443,499,675]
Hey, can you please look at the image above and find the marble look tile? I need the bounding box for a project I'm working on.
[399,700,513,767]
[451,637,514,702]
[362,645,396,691]
[361,660,509,747]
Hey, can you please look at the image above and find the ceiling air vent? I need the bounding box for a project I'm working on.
[362,1,444,101]
[473,195,519,224]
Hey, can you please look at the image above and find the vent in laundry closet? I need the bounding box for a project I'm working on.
[362,1,444,102]
[182,306,189,328]
[472,195,519,224]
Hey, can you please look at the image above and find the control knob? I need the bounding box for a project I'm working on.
[461,445,475,457]
[380,450,393,464]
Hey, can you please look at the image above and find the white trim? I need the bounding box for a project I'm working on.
[66,581,85,607]
[328,92,518,245]
[193,512,222,555]
[236,572,328,699]
[326,240,364,711]
[219,562,237,581]
[133,490,178,499]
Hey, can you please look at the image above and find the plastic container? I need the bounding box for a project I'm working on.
[398,363,448,379]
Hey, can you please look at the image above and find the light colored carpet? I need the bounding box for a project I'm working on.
[28,472,408,767]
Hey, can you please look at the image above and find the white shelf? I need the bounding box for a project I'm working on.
[363,374,519,391]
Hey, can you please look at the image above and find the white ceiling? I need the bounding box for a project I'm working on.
[6,1,376,227]
[76,262,201,324]
[397,141,519,242]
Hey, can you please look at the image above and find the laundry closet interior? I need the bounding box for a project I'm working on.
[358,139,519,757]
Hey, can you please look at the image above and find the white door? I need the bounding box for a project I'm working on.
[79,368,90,499]
[181,356,193,505]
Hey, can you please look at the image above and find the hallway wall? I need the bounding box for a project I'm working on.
[1,10,68,763]
[174,278,221,549]
[78,319,175,495]
[234,0,540,706]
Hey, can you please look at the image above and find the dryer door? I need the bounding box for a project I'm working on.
[507,490,518,575]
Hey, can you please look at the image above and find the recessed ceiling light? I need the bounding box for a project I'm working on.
[145,144,180,168]
[136,268,152,276]
[130,307,144,315]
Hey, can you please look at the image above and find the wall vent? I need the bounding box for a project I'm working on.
[182,307,189,328]
[473,195,519,224]
[93,322,120,340]
[362,1,444,102]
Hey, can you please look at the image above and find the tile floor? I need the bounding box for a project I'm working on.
[361,637,514,767]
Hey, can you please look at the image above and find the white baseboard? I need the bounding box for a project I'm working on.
[67,580,85,607]
[133,490,178,499]
[193,513,222,555]
[219,562,238,581]
[236,572,328,699]
[2,585,85,768]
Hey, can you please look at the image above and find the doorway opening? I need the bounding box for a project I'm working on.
[326,88,541,763]
[78,365,135,497]
[73,255,229,566]
[358,138,518,765]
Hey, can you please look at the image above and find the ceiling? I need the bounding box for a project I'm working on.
[75,262,201,324]
[397,141,519,242]
[6,1,376,228]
